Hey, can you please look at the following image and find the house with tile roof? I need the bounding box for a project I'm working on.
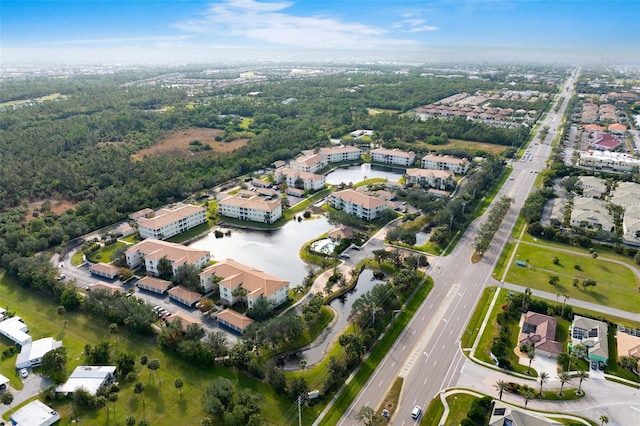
[616,330,640,371]
[405,168,455,190]
[371,148,416,167]
[608,123,627,133]
[570,316,609,364]
[569,197,614,231]
[136,203,206,240]
[421,154,470,175]
[90,282,122,295]
[215,309,254,334]
[318,145,363,162]
[218,192,283,224]
[518,312,563,356]
[592,133,621,151]
[200,258,289,308]
[89,262,121,279]
[329,189,388,221]
[125,239,210,277]
[165,311,203,332]
[136,276,172,294]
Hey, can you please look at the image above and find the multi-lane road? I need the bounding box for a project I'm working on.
[339,70,580,425]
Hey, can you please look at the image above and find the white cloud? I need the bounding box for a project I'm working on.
[392,17,438,33]
[173,0,421,49]
[38,35,193,46]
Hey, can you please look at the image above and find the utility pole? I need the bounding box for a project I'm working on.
[298,394,302,426]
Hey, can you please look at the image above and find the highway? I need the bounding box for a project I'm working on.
[338,70,579,425]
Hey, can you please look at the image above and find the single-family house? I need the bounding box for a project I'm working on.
[125,239,210,277]
[616,330,640,371]
[136,276,172,294]
[0,316,31,346]
[570,316,609,364]
[56,366,117,395]
[10,400,61,426]
[218,192,283,224]
[89,262,121,279]
[405,168,455,190]
[16,338,62,369]
[421,154,470,175]
[216,309,254,334]
[200,259,289,308]
[489,400,562,426]
[328,189,388,221]
[168,286,201,307]
[518,312,563,356]
[327,226,353,241]
[370,148,416,167]
[136,203,206,240]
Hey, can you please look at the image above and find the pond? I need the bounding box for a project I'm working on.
[189,216,333,287]
[325,163,404,186]
[415,231,429,246]
[281,269,387,370]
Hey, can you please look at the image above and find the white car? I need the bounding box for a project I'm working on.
[19,368,28,378]
[411,405,422,420]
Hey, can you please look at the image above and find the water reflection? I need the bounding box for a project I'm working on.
[325,163,404,185]
[189,216,332,286]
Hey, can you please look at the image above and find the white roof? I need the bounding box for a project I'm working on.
[0,373,9,385]
[0,316,31,346]
[16,338,62,369]
[10,400,60,426]
[56,365,116,395]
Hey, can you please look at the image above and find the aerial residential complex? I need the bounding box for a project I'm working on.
[217,191,283,224]
[318,145,363,162]
[135,203,207,240]
[329,189,388,221]
[125,238,211,276]
[289,153,328,173]
[274,167,326,191]
[200,258,289,307]
[370,147,416,166]
[421,154,470,175]
[405,168,456,190]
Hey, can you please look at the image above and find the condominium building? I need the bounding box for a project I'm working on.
[274,167,326,191]
[218,192,283,224]
[578,150,640,173]
[289,154,328,174]
[200,259,289,308]
[370,148,416,167]
[570,197,614,231]
[125,239,210,277]
[318,145,363,163]
[405,168,455,190]
[421,154,470,175]
[136,203,206,240]
[329,189,388,221]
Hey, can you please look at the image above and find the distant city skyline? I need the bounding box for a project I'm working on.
[2,0,639,64]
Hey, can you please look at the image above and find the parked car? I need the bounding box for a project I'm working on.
[591,361,597,370]
[598,361,605,371]
[19,368,28,378]
[339,254,350,260]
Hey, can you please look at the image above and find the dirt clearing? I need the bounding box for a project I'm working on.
[132,128,249,160]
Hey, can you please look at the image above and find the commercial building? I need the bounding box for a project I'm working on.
[421,154,470,175]
[370,148,416,167]
[405,168,455,190]
[56,366,117,395]
[125,239,210,277]
[136,203,206,240]
[218,192,283,224]
[329,189,388,221]
[200,258,289,308]
[579,150,640,173]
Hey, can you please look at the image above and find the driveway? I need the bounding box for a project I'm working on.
[0,371,52,415]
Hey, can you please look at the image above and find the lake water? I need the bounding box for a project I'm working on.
[189,216,333,286]
[325,163,404,185]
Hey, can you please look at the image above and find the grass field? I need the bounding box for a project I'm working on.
[461,287,496,348]
[443,393,477,425]
[0,272,299,425]
[505,242,640,313]
[420,395,444,426]
[414,139,509,156]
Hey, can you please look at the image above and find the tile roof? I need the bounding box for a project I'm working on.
[518,312,563,354]
[168,286,201,304]
[137,203,205,230]
[219,193,282,212]
[371,147,415,158]
[331,189,387,209]
[406,168,455,179]
[126,239,210,268]
[137,276,172,292]
[216,308,254,330]
[89,262,120,276]
[200,259,289,299]
[166,311,202,331]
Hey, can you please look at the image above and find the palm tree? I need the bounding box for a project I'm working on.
[57,305,66,329]
[126,416,136,426]
[576,370,588,394]
[557,371,571,396]
[147,358,160,385]
[523,390,536,409]
[109,392,118,423]
[134,382,145,419]
[157,256,173,277]
[557,352,570,371]
[527,347,536,375]
[521,287,532,313]
[599,414,609,425]
[538,371,549,395]
[109,322,119,353]
[495,379,508,401]
[232,285,248,307]
[560,294,570,318]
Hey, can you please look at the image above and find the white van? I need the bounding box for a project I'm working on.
[411,405,422,420]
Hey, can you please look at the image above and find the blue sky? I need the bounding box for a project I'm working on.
[1,0,638,60]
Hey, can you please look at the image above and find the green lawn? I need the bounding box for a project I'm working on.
[462,287,497,348]
[444,393,477,426]
[506,243,640,312]
[70,250,84,266]
[420,395,445,426]
[0,272,297,425]
[86,241,126,264]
